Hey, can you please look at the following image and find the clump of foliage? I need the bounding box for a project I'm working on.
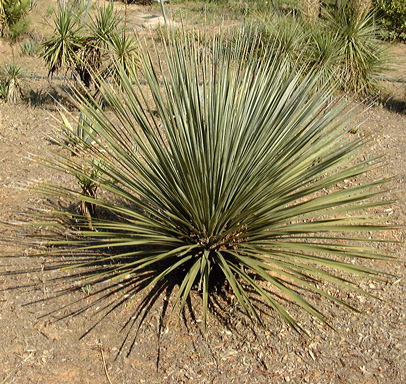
[306,24,341,78]
[324,1,385,95]
[0,63,25,103]
[245,0,386,97]
[42,2,139,87]
[35,32,392,339]
[42,5,86,79]
[0,0,30,43]
[103,30,139,81]
[374,0,406,41]
[20,38,40,56]
[238,15,307,72]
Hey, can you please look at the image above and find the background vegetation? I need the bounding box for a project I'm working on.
[375,0,406,41]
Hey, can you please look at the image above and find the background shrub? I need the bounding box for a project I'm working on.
[242,1,386,97]
[324,1,386,96]
[42,3,138,88]
[20,38,40,56]
[374,0,406,41]
[0,0,30,43]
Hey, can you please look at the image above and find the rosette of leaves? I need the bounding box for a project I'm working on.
[324,1,386,95]
[42,5,85,77]
[0,63,25,103]
[102,30,139,82]
[35,33,392,337]
[76,3,123,87]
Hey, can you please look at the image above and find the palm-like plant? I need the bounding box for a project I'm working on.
[76,3,122,86]
[0,63,25,103]
[103,30,139,81]
[89,2,121,42]
[42,3,138,88]
[37,34,392,333]
[42,6,85,77]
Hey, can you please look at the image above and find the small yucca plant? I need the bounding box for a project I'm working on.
[42,5,85,77]
[89,2,121,42]
[0,62,25,103]
[103,30,139,81]
[76,3,123,87]
[241,15,307,71]
[35,33,392,335]
[325,1,386,95]
[42,3,138,89]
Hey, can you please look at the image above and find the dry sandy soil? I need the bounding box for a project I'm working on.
[0,1,406,383]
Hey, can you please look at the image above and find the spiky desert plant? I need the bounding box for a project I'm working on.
[42,5,85,77]
[77,4,138,87]
[304,25,342,86]
[75,3,123,87]
[20,38,40,56]
[103,30,139,81]
[242,14,307,70]
[324,1,385,95]
[89,2,121,44]
[0,63,25,103]
[36,33,392,334]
